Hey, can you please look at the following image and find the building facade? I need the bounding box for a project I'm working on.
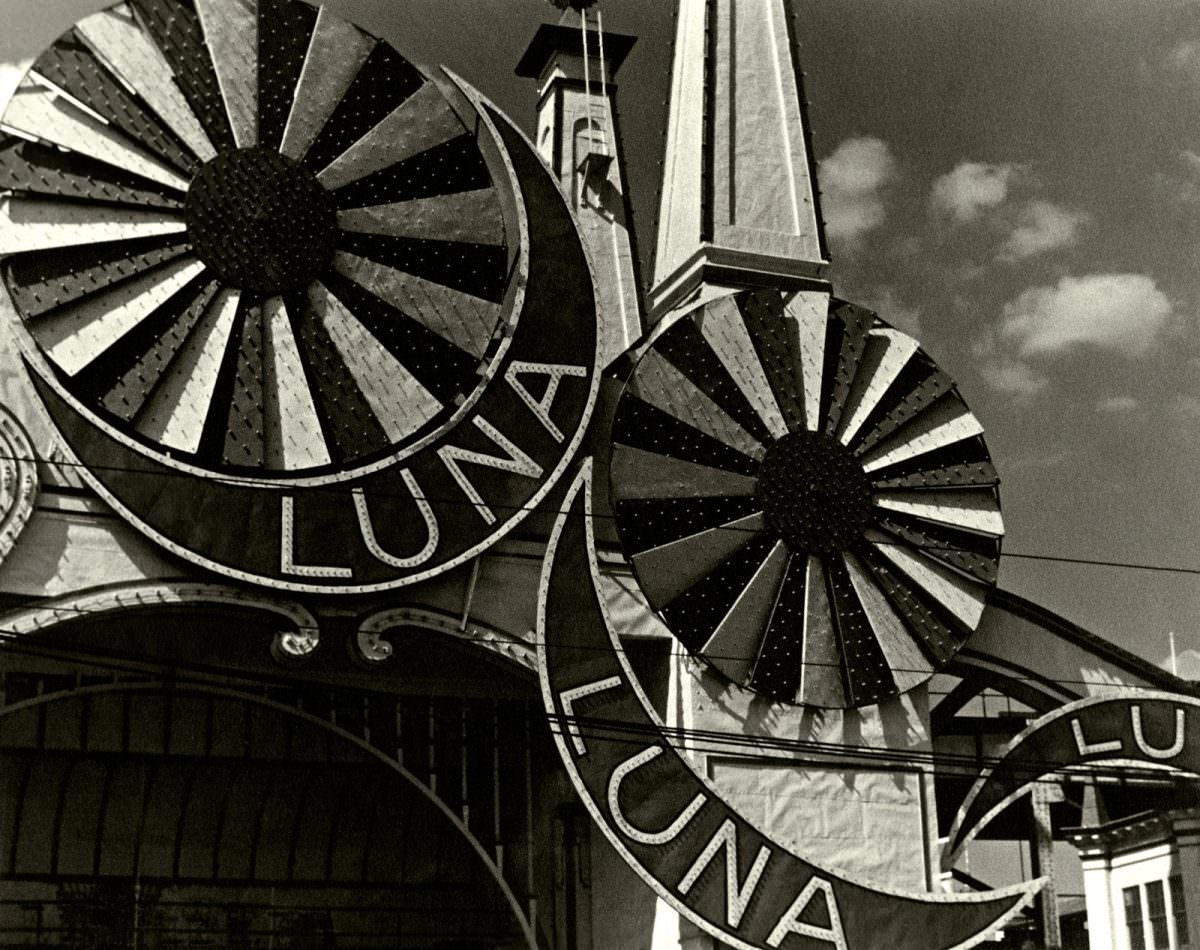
[0,1,1194,948]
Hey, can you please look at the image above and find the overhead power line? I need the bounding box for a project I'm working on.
[1,448,1198,579]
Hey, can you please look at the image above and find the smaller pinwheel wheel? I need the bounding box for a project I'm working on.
[609,289,1003,709]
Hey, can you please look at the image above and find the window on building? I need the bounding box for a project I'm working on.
[1171,875,1190,947]
[1126,885,1147,950]
[1147,880,1170,949]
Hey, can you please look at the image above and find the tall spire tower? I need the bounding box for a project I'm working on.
[650,0,829,317]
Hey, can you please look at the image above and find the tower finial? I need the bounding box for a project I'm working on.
[650,0,829,317]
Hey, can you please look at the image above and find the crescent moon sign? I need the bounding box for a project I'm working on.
[944,692,1200,868]
[21,74,598,594]
[538,461,1040,950]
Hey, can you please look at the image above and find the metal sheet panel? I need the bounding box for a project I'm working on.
[836,329,918,447]
[659,534,778,654]
[278,7,374,160]
[631,512,765,606]
[99,277,220,422]
[317,81,465,190]
[740,290,807,432]
[873,489,1004,537]
[3,82,189,191]
[867,531,987,630]
[615,494,764,557]
[0,198,186,256]
[76,5,218,162]
[136,288,240,454]
[610,396,761,479]
[822,302,874,436]
[130,0,236,152]
[610,445,758,501]
[332,250,499,359]
[783,289,828,431]
[196,0,259,147]
[701,538,789,685]
[337,189,505,246]
[653,307,779,445]
[3,233,190,319]
[860,398,984,473]
[0,136,183,212]
[313,281,442,444]
[262,295,331,470]
[799,555,845,707]
[34,257,205,376]
[843,551,932,694]
[699,294,788,439]
[32,37,197,175]
[748,553,804,698]
[630,348,765,462]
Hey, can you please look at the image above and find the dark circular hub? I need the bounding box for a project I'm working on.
[186,147,337,294]
[757,430,873,552]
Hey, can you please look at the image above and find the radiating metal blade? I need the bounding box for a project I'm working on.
[337,189,504,246]
[76,4,218,162]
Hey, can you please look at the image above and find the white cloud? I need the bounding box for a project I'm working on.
[821,136,897,244]
[1166,39,1200,75]
[1160,648,1200,680]
[999,200,1087,262]
[1152,150,1200,205]
[1095,395,1139,413]
[930,161,1019,223]
[978,356,1049,399]
[998,273,1172,356]
[861,286,922,338]
[0,60,30,111]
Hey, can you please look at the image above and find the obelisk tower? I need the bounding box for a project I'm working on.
[650,0,830,319]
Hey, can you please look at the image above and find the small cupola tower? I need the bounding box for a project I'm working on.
[517,14,642,366]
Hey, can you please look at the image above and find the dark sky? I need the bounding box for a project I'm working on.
[4,0,1200,673]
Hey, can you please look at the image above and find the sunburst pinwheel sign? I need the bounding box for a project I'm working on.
[0,0,600,592]
[610,288,1004,708]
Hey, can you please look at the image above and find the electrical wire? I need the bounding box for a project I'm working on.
[3,447,1200,579]
[0,626,1192,787]
[0,590,1184,694]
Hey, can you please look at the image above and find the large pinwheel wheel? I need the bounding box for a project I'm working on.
[610,289,1003,709]
[0,0,514,476]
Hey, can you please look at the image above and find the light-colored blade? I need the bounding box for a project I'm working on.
[35,258,206,376]
[338,189,504,246]
[866,530,987,629]
[783,289,828,432]
[631,512,765,607]
[137,288,241,455]
[699,294,788,439]
[279,7,374,160]
[310,282,441,444]
[860,399,984,473]
[836,328,919,447]
[632,348,764,461]
[262,296,331,470]
[332,251,498,359]
[75,4,217,163]
[843,551,933,693]
[316,81,465,190]
[3,82,189,191]
[873,490,1004,537]
[0,198,186,255]
[702,540,789,684]
[195,0,258,148]
[799,554,844,707]
[611,445,759,500]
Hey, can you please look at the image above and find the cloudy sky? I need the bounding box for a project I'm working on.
[3,0,1200,671]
